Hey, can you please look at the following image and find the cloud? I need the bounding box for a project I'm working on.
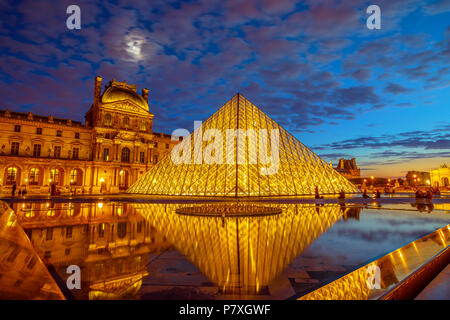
[384,82,412,94]
[424,0,450,15]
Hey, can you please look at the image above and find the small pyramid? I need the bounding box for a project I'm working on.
[128,94,359,197]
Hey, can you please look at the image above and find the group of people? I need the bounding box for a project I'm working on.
[10,182,28,197]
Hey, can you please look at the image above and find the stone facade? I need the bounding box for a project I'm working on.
[0,77,179,196]
[334,158,360,179]
[430,164,450,187]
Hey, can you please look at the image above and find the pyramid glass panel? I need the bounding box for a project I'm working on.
[128,94,359,197]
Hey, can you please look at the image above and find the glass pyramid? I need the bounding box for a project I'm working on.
[128,93,359,197]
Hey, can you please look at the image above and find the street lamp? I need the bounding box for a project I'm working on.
[370,176,374,187]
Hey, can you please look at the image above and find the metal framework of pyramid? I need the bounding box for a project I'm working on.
[128,94,359,197]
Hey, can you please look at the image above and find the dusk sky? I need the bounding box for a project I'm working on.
[0,0,449,178]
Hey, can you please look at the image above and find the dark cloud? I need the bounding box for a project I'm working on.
[315,125,450,154]
[0,0,448,143]
[384,83,412,95]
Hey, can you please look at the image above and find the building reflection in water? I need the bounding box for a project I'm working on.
[0,201,65,299]
[133,203,351,298]
[8,201,364,299]
[12,201,172,300]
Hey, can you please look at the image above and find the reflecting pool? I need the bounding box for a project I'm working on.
[1,200,449,299]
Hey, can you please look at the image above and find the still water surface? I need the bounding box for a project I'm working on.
[2,201,449,299]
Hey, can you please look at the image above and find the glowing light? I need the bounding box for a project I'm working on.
[97,202,103,209]
[100,177,104,183]
[128,94,358,196]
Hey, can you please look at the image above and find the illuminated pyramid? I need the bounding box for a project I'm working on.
[133,203,344,297]
[128,94,359,197]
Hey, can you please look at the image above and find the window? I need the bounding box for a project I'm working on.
[118,222,127,239]
[123,117,129,128]
[33,144,41,157]
[46,228,53,241]
[75,132,80,139]
[137,221,143,233]
[11,142,19,156]
[104,114,112,126]
[154,155,158,163]
[66,226,72,239]
[36,128,42,135]
[72,147,79,160]
[29,168,40,185]
[140,152,145,163]
[6,167,18,185]
[119,170,127,188]
[65,248,71,256]
[54,146,61,158]
[98,224,105,238]
[70,169,79,185]
[56,130,62,137]
[105,133,110,139]
[154,142,158,148]
[166,143,169,149]
[121,147,130,162]
[27,257,37,269]
[14,125,21,132]
[103,148,109,161]
[50,169,60,185]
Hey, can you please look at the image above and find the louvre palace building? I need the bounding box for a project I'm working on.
[0,77,178,196]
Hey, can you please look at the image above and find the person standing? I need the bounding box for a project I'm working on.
[11,182,17,197]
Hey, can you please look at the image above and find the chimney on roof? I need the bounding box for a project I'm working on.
[94,76,102,108]
[142,88,149,104]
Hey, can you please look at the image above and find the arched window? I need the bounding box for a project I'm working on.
[29,168,40,185]
[123,117,130,128]
[104,114,112,126]
[118,170,128,190]
[70,169,82,186]
[50,169,60,185]
[443,177,449,187]
[121,148,130,162]
[6,167,18,185]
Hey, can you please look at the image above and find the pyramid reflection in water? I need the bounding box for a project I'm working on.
[133,203,343,297]
[128,94,358,197]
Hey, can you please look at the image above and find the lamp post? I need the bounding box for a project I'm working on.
[370,176,375,187]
